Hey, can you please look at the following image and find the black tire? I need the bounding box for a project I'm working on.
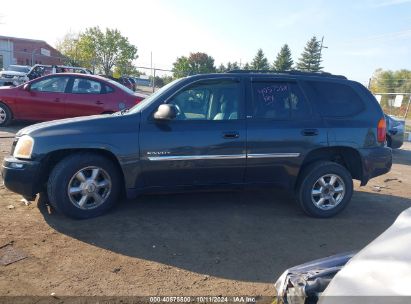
[297,161,353,218]
[0,102,12,127]
[47,152,122,219]
[387,135,392,148]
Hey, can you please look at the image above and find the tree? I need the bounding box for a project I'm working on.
[172,56,191,78]
[115,60,139,77]
[243,62,251,70]
[57,27,138,76]
[273,44,293,71]
[56,32,91,67]
[251,49,270,70]
[79,27,138,76]
[369,69,411,116]
[217,63,226,73]
[296,36,323,72]
[172,52,216,78]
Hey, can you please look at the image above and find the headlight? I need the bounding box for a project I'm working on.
[13,135,34,159]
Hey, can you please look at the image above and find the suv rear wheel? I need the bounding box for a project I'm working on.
[297,161,353,218]
[47,152,121,219]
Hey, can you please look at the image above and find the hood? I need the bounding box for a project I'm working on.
[274,252,355,304]
[0,71,27,77]
[17,113,138,138]
[320,207,411,299]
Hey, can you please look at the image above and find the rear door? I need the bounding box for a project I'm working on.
[64,77,107,117]
[15,75,70,121]
[245,78,328,188]
[139,78,247,188]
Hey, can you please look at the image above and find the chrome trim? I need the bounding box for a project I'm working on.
[147,152,300,161]
[147,154,246,161]
[247,153,300,158]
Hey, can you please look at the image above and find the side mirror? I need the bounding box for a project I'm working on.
[23,83,30,91]
[154,104,177,120]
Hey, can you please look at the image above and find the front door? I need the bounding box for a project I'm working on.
[139,78,246,188]
[16,75,70,121]
[245,79,328,188]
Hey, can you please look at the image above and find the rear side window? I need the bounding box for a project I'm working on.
[302,81,364,117]
[251,82,312,120]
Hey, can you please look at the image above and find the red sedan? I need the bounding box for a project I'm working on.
[0,73,147,126]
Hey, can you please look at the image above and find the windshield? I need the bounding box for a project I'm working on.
[127,78,183,114]
[106,78,135,94]
[8,65,30,73]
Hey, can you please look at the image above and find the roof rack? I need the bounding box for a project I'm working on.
[226,69,347,79]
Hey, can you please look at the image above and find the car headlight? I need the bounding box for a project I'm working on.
[13,135,34,159]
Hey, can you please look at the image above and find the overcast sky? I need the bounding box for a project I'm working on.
[1,0,410,84]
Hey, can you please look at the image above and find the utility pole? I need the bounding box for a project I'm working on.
[150,51,153,88]
[318,36,328,67]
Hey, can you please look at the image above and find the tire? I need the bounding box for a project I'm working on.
[0,102,12,127]
[297,161,353,218]
[387,135,392,148]
[47,152,122,219]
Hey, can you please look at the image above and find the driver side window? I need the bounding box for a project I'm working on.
[168,80,240,120]
[31,76,70,93]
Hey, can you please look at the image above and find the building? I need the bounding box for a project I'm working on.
[0,35,65,70]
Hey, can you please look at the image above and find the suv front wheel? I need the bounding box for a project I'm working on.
[47,153,121,219]
[297,161,353,218]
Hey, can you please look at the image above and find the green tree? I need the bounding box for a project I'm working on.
[370,69,411,116]
[251,49,270,70]
[172,52,216,78]
[115,60,139,77]
[243,62,251,70]
[273,44,293,71]
[296,36,323,72]
[56,32,90,67]
[172,56,191,78]
[79,27,138,76]
[217,63,226,73]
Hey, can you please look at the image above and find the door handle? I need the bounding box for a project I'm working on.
[301,128,319,136]
[54,98,60,102]
[222,131,240,139]
[95,101,104,105]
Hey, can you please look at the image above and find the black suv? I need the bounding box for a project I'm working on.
[1,71,392,219]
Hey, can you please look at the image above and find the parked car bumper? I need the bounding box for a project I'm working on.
[388,130,404,149]
[1,156,43,199]
[359,146,392,185]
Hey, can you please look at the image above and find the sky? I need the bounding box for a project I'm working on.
[1,0,410,84]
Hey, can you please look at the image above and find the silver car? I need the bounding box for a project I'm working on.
[0,65,30,86]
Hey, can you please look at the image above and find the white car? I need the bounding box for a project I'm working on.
[0,65,30,86]
[274,207,411,304]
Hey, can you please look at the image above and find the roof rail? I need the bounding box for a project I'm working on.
[226,69,347,79]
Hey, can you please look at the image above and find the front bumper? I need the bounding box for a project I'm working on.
[1,156,43,198]
[359,146,392,185]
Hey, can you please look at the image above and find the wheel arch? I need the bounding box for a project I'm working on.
[40,148,126,195]
[0,100,13,120]
[296,146,363,189]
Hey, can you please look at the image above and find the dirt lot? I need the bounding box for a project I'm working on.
[1,123,411,297]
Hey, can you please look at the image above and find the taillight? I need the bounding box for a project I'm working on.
[135,98,142,104]
[377,118,386,143]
